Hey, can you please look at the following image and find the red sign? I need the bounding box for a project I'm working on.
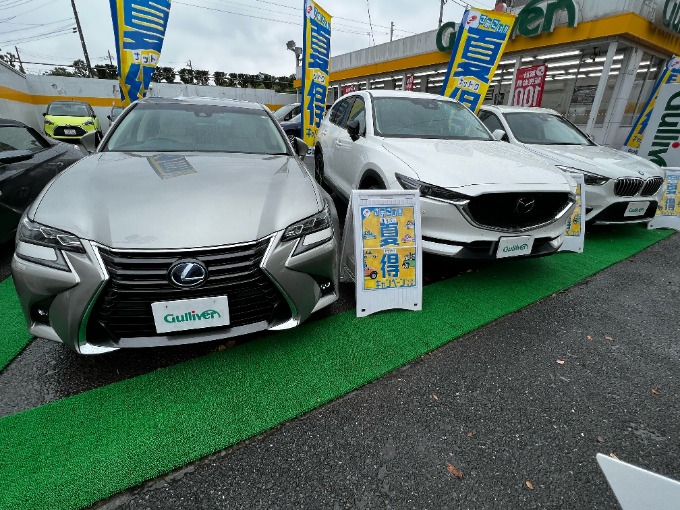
[404,74,415,91]
[513,64,548,108]
[341,84,356,96]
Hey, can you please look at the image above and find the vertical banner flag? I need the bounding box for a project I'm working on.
[513,64,547,107]
[560,174,586,253]
[110,0,172,105]
[622,56,680,154]
[440,8,516,113]
[649,170,680,231]
[302,1,331,150]
[404,74,415,91]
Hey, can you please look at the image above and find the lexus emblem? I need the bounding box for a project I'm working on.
[169,260,208,288]
[515,197,535,215]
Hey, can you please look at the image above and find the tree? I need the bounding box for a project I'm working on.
[45,66,74,77]
[194,69,210,86]
[213,71,227,87]
[178,67,194,84]
[228,73,241,87]
[274,75,295,94]
[154,66,176,83]
[72,59,89,78]
[94,64,118,80]
[0,49,19,69]
[258,73,275,89]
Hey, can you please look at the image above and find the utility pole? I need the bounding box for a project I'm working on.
[14,46,25,74]
[438,0,447,28]
[70,0,93,78]
[390,22,394,42]
[107,50,114,66]
[187,60,193,72]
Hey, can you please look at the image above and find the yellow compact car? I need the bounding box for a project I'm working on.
[43,101,102,143]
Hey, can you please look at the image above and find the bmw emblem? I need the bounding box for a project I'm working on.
[168,260,208,288]
[637,170,645,176]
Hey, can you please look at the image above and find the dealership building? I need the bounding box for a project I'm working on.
[316,0,680,148]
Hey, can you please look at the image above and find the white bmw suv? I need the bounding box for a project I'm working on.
[315,90,576,259]
[479,105,665,225]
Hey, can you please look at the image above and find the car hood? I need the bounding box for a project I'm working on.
[381,138,570,189]
[522,144,664,179]
[45,115,93,126]
[32,152,321,249]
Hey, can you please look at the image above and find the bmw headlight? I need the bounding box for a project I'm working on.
[82,119,95,126]
[555,165,610,186]
[396,173,470,205]
[16,218,84,271]
[282,203,333,252]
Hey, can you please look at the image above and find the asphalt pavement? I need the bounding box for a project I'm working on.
[71,233,678,509]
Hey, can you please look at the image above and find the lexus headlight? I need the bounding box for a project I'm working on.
[396,173,470,205]
[555,165,610,186]
[282,202,333,252]
[16,218,84,271]
[82,119,95,126]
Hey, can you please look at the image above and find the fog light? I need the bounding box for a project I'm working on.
[313,276,334,296]
[30,299,54,325]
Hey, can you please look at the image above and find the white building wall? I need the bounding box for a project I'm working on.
[0,61,34,127]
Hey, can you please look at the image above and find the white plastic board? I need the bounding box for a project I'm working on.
[559,174,586,253]
[339,190,422,318]
[649,169,680,231]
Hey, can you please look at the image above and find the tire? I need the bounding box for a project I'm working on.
[314,150,325,185]
[360,177,385,190]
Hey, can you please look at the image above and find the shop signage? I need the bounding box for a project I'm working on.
[341,84,356,95]
[649,170,680,231]
[559,174,585,253]
[513,0,579,37]
[660,0,680,35]
[339,190,422,318]
[637,83,680,167]
[404,74,415,91]
[513,64,547,107]
[436,21,458,52]
[571,85,598,105]
[623,57,680,154]
[302,0,332,151]
[440,8,516,113]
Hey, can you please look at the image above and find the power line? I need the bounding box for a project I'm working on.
[0,0,55,22]
[0,25,75,45]
[0,29,75,46]
[0,17,74,35]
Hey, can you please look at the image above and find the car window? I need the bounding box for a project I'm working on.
[503,112,592,145]
[479,112,504,133]
[47,103,90,117]
[104,102,289,154]
[329,98,355,127]
[0,126,49,153]
[373,97,493,140]
[347,97,367,134]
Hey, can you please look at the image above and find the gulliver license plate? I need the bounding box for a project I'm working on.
[151,296,230,334]
[624,201,650,217]
[497,236,534,258]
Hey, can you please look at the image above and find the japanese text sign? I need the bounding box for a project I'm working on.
[559,174,585,253]
[302,0,331,149]
[649,170,680,231]
[404,74,415,91]
[513,64,547,107]
[440,8,516,113]
[109,0,171,105]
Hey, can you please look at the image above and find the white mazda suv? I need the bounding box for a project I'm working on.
[479,105,665,225]
[314,90,576,259]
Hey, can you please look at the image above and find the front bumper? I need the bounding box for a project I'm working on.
[11,230,338,354]
[418,192,574,259]
[584,180,664,224]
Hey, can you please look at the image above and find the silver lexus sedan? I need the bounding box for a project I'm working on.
[11,97,339,354]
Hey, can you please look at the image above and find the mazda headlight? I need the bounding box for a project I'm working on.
[82,119,95,126]
[396,173,470,205]
[16,218,84,271]
[282,203,333,252]
[555,165,610,186]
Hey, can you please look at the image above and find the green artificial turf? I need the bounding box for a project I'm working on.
[0,226,673,510]
[0,278,30,372]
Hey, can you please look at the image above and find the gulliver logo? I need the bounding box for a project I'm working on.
[164,309,222,324]
[514,0,579,37]
[502,243,530,253]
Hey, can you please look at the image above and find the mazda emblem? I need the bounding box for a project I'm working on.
[168,260,208,288]
[515,197,535,215]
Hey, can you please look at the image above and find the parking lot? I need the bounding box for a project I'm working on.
[0,222,678,509]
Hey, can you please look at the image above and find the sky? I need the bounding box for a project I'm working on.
[0,0,498,78]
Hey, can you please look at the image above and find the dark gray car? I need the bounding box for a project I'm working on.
[11,97,339,354]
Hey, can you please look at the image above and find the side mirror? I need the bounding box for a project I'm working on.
[80,131,98,153]
[347,119,361,141]
[0,150,33,165]
[92,114,97,119]
[294,137,309,158]
[107,115,112,121]
[42,112,47,117]
[492,129,507,142]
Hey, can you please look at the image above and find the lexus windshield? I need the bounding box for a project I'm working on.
[504,112,593,145]
[104,102,288,154]
[373,97,492,140]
